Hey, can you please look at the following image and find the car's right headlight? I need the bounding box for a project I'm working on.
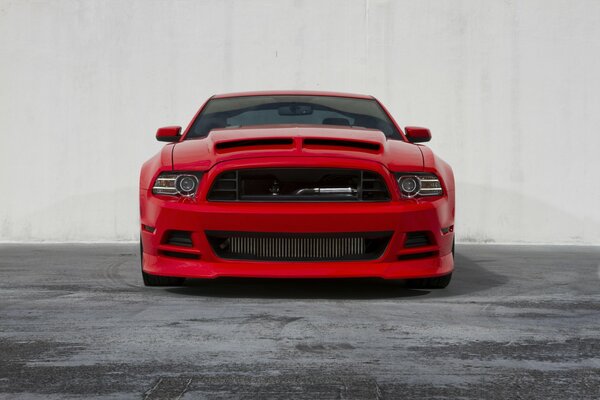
[152,172,203,197]
[395,173,443,198]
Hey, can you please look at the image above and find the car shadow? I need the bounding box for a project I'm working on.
[428,252,508,298]
[167,277,429,299]
[164,251,507,300]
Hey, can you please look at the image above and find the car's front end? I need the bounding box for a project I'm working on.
[140,92,455,287]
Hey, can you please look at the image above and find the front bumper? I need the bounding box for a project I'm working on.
[140,194,454,280]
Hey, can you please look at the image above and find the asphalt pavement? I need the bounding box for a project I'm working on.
[0,244,599,399]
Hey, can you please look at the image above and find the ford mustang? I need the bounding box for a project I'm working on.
[139,91,455,288]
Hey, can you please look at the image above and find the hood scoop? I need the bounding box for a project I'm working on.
[215,138,294,153]
[302,138,381,153]
[214,136,382,154]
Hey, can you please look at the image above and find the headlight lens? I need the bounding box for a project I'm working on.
[396,173,443,198]
[398,176,420,197]
[176,175,199,196]
[152,172,202,197]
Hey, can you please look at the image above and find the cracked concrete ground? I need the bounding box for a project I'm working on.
[0,244,598,399]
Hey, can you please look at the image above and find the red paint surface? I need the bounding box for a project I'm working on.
[140,91,455,279]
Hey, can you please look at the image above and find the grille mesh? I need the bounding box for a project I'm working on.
[207,231,392,261]
[230,236,365,259]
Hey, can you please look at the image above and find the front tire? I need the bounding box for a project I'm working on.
[140,237,185,287]
[406,238,454,289]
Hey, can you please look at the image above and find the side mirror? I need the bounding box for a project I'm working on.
[405,126,431,143]
[156,126,182,142]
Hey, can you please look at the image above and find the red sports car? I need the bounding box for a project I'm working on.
[139,91,455,288]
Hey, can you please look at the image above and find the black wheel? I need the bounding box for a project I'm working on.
[406,272,452,289]
[140,236,185,287]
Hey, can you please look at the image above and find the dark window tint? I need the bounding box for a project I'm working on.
[186,95,401,139]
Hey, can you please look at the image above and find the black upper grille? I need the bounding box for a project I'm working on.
[207,168,389,202]
[206,231,392,261]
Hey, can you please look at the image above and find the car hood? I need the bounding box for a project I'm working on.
[172,125,424,171]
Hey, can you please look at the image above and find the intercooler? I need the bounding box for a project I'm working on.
[206,231,392,261]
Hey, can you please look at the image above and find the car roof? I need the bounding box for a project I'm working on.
[211,90,374,100]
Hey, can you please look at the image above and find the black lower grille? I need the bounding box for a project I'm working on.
[206,231,392,261]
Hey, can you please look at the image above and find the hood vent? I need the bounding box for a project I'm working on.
[303,138,381,152]
[214,137,381,153]
[215,138,294,152]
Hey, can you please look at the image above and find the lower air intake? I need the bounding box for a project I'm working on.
[164,230,193,247]
[206,231,392,261]
[404,231,431,248]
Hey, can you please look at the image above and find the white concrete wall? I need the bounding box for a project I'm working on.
[1,0,599,244]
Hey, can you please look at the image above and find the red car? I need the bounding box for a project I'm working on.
[139,91,455,288]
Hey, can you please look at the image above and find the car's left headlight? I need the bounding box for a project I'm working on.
[395,173,443,198]
[152,172,203,197]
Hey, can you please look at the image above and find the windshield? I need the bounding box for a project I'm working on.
[185,95,402,139]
